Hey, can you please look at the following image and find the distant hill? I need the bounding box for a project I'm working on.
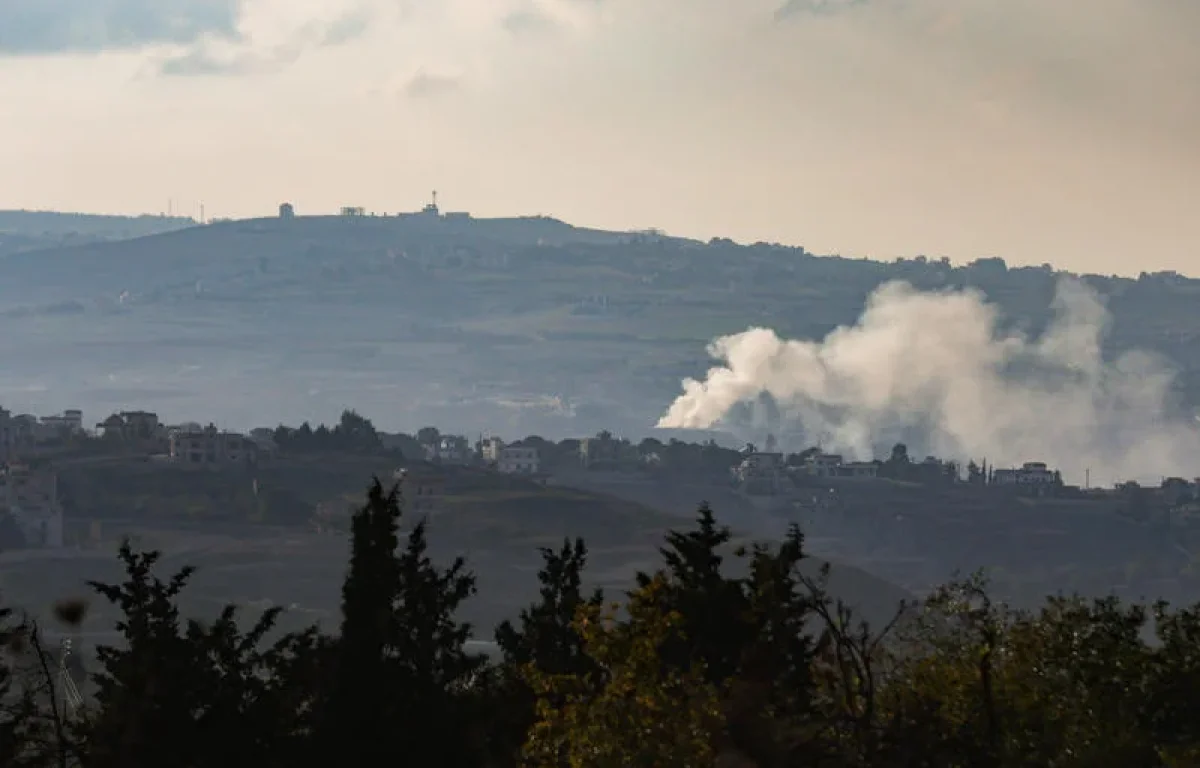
[0,209,196,238]
[1,212,1199,442]
[0,209,196,259]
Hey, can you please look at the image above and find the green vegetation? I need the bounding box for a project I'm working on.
[5,481,1200,766]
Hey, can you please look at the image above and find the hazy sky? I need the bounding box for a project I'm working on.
[1,0,1197,275]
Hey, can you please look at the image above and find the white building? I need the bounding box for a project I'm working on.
[499,446,540,474]
[802,453,880,480]
[0,463,64,548]
[480,437,505,464]
[39,409,84,436]
[992,462,1058,486]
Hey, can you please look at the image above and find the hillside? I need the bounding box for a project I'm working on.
[4,455,913,645]
[0,209,195,256]
[2,214,1199,442]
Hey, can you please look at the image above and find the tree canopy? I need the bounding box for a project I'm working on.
[4,480,1200,766]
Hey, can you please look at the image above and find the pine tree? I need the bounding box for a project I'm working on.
[312,479,401,766]
[79,541,314,768]
[636,502,752,684]
[491,538,604,766]
[312,478,487,766]
[78,543,200,768]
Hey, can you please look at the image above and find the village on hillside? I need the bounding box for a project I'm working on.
[4,402,1200,554]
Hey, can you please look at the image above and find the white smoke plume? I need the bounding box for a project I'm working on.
[658,279,1200,485]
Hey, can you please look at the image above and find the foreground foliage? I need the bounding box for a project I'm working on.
[3,481,1200,767]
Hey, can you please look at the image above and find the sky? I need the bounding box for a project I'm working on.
[1,0,1197,276]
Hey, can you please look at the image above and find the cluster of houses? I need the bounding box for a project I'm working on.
[9,400,1200,548]
[730,450,1069,498]
[93,410,273,467]
[431,432,636,475]
[0,406,80,549]
[1,405,85,460]
[426,434,542,475]
[1,406,278,551]
[732,451,880,496]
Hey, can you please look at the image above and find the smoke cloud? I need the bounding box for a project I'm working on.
[658,279,1200,485]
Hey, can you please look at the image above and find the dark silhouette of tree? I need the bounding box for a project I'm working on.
[77,542,317,768]
[311,479,401,766]
[491,538,603,766]
[631,505,824,762]
[312,478,486,767]
[12,480,1200,764]
[1,602,44,768]
[272,410,383,454]
[77,543,200,768]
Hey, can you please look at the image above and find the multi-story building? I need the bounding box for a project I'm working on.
[0,463,64,548]
[168,425,256,468]
[97,411,161,440]
[499,446,540,475]
[37,409,84,437]
[479,437,505,464]
[803,453,880,480]
[425,435,470,464]
[992,462,1059,487]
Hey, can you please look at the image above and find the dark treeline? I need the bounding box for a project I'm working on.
[4,480,1200,767]
[271,409,384,454]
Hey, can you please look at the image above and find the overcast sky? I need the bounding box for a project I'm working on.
[1,0,1197,275]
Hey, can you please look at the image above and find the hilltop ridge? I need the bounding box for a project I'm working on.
[1,208,1199,443]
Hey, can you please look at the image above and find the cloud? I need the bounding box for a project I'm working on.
[658,279,1200,484]
[775,0,869,20]
[157,7,370,76]
[502,9,559,36]
[0,0,243,56]
[403,71,462,99]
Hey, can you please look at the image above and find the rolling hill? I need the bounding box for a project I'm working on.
[1,213,1198,444]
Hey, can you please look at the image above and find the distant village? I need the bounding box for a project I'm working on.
[3,403,1200,553]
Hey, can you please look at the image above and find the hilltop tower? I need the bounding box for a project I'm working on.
[422,190,440,216]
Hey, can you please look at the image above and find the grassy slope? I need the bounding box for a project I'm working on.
[25,455,912,639]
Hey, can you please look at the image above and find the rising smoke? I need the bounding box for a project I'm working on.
[657,279,1200,485]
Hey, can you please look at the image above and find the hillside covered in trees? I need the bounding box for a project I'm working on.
[5,479,1200,766]
[2,214,1199,440]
